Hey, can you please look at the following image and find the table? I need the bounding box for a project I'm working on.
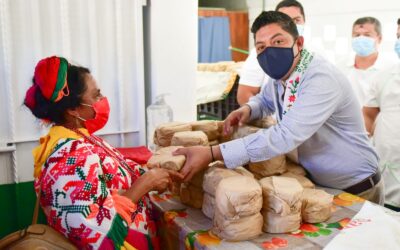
[149,187,367,250]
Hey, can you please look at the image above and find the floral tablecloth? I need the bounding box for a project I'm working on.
[149,187,367,250]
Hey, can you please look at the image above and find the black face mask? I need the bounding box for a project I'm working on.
[257,41,297,80]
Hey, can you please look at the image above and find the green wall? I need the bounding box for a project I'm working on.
[0,181,46,238]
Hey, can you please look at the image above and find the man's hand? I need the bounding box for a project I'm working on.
[223,105,251,135]
[173,146,212,182]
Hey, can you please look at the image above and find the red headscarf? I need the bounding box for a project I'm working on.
[25,56,69,110]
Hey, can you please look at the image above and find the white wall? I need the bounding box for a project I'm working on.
[247,0,264,50]
[265,0,400,64]
[145,0,198,122]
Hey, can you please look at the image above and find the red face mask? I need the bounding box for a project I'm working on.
[79,97,110,134]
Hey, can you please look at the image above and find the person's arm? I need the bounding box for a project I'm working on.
[363,71,382,137]
[220,68,342,168]
[362,107,380,136]
[237,85,260,105]
[123,167,183,202]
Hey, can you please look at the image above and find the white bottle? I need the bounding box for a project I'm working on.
[146,94,173,151]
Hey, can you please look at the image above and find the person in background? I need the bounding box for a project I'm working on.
[363,18,400,212]
[339,17,386,106]
[176,11,382,204]
[237,0,306,105]
[24,56,183,249]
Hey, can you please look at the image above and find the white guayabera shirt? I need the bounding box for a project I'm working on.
[365,63,400,207]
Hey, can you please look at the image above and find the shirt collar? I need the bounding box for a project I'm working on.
[346,52,385,71]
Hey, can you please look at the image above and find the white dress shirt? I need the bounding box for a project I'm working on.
[338,52,393,106]
[365,63,400,207]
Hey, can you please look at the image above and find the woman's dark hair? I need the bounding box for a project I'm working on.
[275,0,306,22]
[251,11,299,39]
[26,65,90,124]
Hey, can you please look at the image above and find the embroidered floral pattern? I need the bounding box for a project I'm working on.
[262,237,288,249]
[333,192,365,206]
[164,209,188,224]
[185,230,221,250]
[150,192,173,203]
[35,136,158,249]
[282,49,314,115]
[290,218,351,238]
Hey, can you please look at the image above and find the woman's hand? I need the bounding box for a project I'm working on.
[223,105,251,135]
[144,168,183,193]
[123,168,183,202]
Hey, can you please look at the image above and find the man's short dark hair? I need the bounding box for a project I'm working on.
[275,0,305,22]
[397,18,400,25]
[251,11,299,40]
[353,17,382,36]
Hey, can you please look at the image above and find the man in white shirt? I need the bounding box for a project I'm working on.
[237,0,306,105]
[363,18,400,211]
[340,17,386,106]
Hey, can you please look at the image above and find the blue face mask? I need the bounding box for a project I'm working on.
[257,42,297,80]
[352,36,376,57]
[395,38,400,58]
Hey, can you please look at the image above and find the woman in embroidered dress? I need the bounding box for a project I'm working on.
[24,56,182,250]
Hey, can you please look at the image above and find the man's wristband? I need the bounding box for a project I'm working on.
[210,145,215,162]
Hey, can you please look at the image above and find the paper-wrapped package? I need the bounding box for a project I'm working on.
[154,122,192,146]
[249,115,277,128]
[231,125,260,139]
[203,167,240,196]
[233,166,254,178]
[301,188,333,223]
[259,176,303,215]
[252,172,265,180]
[209,140,219,146]
[180,183,204,209]
[191,120,220,141]
[285,160,307,176]
[147,146,186,171]
[208,160,225,168]
[215,176,262,219]
[262,210,301,233]
[212,209,263,241]
[249,155,287,177]
[170,182,181,196]
[202,192,216,219]
[171,131,209,147]
[189,169,206,188]
[281,172,315,189]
